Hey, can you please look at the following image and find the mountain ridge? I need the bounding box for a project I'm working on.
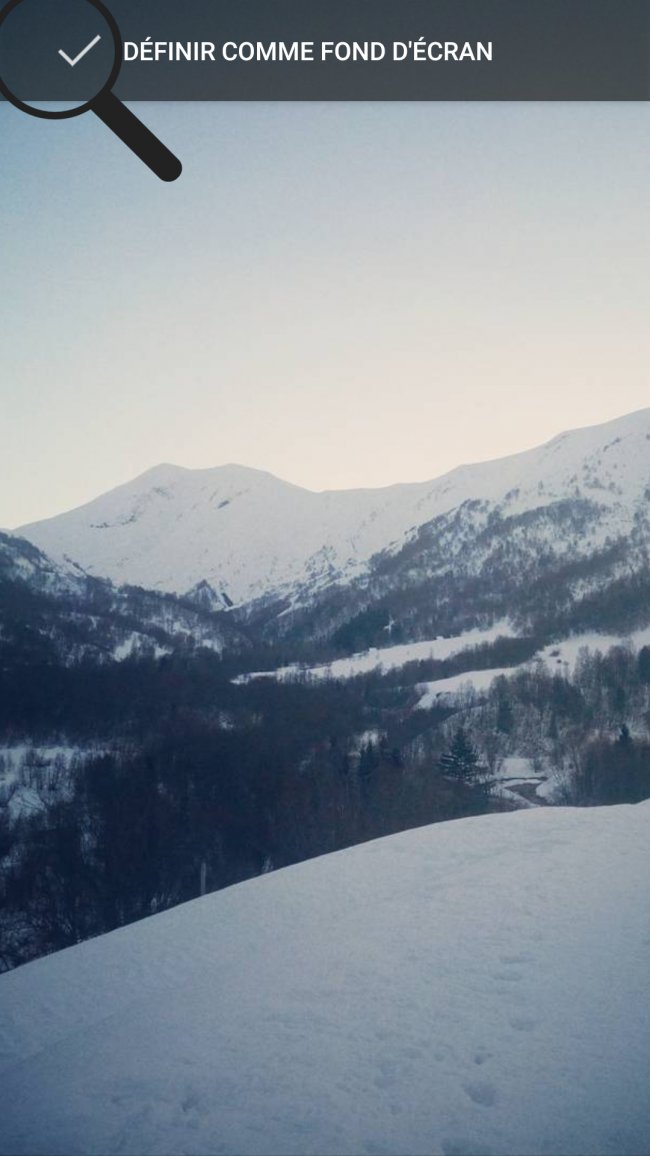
[16,408,650,611]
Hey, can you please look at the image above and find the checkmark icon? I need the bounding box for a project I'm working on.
[58,33,101,67]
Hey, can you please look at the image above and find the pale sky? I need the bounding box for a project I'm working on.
[1,101,649,527]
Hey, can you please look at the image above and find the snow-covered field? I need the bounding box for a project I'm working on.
[412,625,650,709]
[1,803,648,1156]
[415,667,514,709]
[236,622,515,685]
[237,625,650,697]
[537,625,650,673]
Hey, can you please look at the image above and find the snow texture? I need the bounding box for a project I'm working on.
[536,626,650,673]
[412,625,650,709]
[0,803,649,1156]
[236,622,515,684]
[17,408,650,602]
[241,624,650,696]
[416,668,515,708]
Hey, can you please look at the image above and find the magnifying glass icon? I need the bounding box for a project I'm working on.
[0,0,182,181]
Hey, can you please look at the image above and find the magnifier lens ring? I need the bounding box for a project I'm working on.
[0,0,122,118]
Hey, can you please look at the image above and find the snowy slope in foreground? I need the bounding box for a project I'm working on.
[17,407,650,601]
[1,805,649,1156]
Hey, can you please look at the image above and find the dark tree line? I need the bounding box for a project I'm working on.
[2,600,650,971]
[0,655,497,969]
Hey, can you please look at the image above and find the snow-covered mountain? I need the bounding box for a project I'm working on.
[0,802,648,1156]
[18,409,650,608]
[0,531,248,665]
[0,531,82,597]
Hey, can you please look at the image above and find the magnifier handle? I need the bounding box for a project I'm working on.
[92,90,182,182]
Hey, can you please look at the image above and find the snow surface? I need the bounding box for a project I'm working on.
[488,761,549,809]
[416,668,514,708]
[236,622,515,684]
[17,408,650,602]
[535,775,567,803]
[494,757,539,781]
[412,625,650,709]
[112,635,171,662]
[238,624,650,694]
[1,803,649,1156]
[536,625,650,674]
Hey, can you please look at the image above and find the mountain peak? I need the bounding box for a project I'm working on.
[138,460,297,484]
[17,409,650,604]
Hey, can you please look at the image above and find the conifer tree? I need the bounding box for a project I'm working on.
[440,726,481,783]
